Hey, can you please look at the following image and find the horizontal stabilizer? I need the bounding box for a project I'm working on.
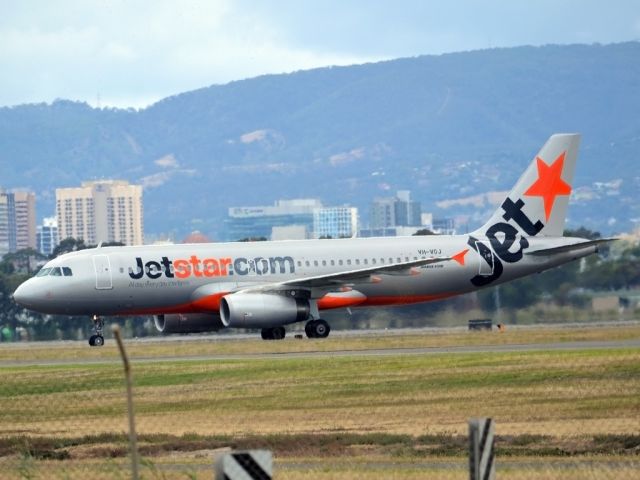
[526,238,617,256]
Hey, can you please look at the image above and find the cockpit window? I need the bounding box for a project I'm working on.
[49,267,62,276]
[62,267,73,277]
[36,268,52,277]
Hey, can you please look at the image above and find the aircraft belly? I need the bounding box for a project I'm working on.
[344,264,476,307]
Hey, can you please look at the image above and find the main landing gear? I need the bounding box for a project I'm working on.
[89,315,105,347]
[261,326,286,340]
[260,320,331,340]
[305,319,330,338]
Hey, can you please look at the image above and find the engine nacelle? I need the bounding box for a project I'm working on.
[154,313,224,334]
[220,293,310,328]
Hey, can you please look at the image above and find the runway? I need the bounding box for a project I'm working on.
[1,337,638,367]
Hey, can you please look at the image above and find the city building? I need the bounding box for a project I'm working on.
[432,217,456,235]
[370,190,421,229]
[36,217,59,256]
[313,207,358,239]
[271,225,309,241]
[359,226,424,237]
[56,180,143,246]
[13,192,36,251]
[225,199,321,241]
[0,189,36,257]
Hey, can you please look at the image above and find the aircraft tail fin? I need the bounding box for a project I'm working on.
[474,133,581,238]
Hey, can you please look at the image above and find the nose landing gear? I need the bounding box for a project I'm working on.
[89,315,105,347]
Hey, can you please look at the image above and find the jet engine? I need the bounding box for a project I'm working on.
[153,313,224,334]
[220,293,310,328]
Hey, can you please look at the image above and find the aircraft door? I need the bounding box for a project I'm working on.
[93,255,113,290]
[474,240,494,276]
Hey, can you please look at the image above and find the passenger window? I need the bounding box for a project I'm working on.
[397,257,401,262]
[339,260,343,266]
[322,260,326,266]
[314,260,318,267]
[363,259,368,265]
[347,259,352,265]
[297,261,302,267]
[405,257,409,262]
[62,267,73,276]
[330,260,335,266]
[36,268,52,277]
[388,258,393,263]
[372,259,376,264]
[305,261,310,267]
[414,257,418,261]
[50,267,62,276]
[355,259,360,265]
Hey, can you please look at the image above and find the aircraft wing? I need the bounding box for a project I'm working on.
[242,256,452,292]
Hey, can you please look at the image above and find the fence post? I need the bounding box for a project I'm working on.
[112,324,140,480]
[214,450,272,480]
[469,417,495,480]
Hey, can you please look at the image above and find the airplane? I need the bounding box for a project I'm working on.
[13,133,613,346]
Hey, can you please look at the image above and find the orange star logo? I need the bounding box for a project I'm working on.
[524,152,572,221]
[452,248,469,266]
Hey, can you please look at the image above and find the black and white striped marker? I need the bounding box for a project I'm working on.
[469,418,495,480]
[215,450,272,480]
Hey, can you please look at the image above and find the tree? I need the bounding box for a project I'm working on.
[1,248,46,275]
[413,229,435,236]
[51,238,87,258]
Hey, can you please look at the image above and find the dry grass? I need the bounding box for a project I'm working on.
[0,325,638,478]
[0,322,638,363]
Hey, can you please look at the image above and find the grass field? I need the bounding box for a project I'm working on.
[0,324,639,478]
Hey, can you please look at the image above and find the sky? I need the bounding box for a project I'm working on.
[1,0,639,108]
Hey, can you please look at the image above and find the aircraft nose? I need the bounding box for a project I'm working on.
[13,281,34,308]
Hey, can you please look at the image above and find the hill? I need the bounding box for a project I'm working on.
[1,42,638,238]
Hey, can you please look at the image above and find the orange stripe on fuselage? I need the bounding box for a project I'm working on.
[118,292,229,316]
[118,292,455,316]
[317,294,367,309]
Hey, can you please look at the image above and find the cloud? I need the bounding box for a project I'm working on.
[140,168,196,188]
[1,1,639,108]
[154,154,179,168]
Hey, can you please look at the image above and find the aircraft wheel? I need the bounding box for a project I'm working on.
[88,335,96,346]
[93,335,104,347]
[305,321,316,338]
[314,319,330,338]
[261,327,286,340]
[306,319,330,338]
[272,326,285,340]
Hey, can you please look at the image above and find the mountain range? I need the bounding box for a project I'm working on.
[1,41,639,239]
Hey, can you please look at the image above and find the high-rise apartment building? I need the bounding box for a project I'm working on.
[37,217,59,256]
[0,190,36,257]
[56,180,143,246]
[313,207,358,239]
[370,190,421,229]
[13,192,36,251]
